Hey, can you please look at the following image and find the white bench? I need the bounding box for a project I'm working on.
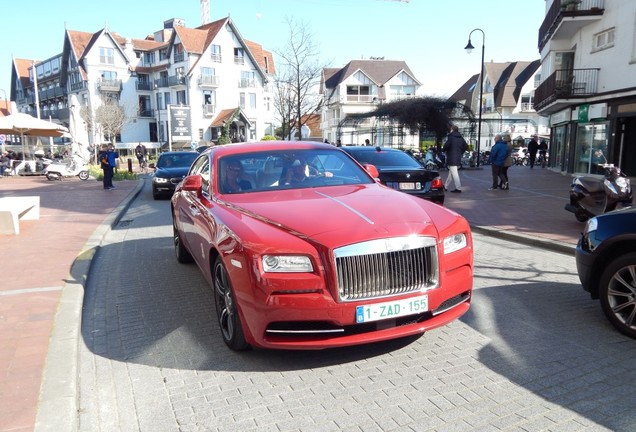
[0,196,40,235]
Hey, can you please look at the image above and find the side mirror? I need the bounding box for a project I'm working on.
[181,175,203,194]
[363,164,380,180]
[148,163,156,169]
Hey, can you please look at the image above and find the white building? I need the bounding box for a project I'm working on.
[535,0,636,175]
[320,59,421,148]
[449,60,549,151]
[10,17,276,154]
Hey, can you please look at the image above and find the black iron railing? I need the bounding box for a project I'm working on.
[534,68,599,111]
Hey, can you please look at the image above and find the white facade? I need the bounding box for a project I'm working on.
[321,60,421,148]
[15,17,276,154]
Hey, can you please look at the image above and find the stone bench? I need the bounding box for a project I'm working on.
[0,196,40,235]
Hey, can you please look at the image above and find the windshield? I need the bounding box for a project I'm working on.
[157,153,198,168]
[217,149,374,194]
[349,149,422,169]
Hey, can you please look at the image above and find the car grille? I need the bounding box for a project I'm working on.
[170,177,185,185]
[334,236,439,302]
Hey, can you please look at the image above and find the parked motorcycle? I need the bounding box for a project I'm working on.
[44,154,90,181]
[564,163,632,222]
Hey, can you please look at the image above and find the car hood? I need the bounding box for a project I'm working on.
[155,167,190,178]
[224,184,441,244]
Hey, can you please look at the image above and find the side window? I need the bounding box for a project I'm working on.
[190,154,211,195]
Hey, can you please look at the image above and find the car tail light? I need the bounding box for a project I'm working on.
[431,177,444,189]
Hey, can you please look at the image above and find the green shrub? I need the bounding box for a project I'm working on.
[261,135,277,141]
[89,164,139,181]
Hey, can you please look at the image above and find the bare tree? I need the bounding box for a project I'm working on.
[95,98,128,145]
[274,17,324,140]
[272,71,295,140]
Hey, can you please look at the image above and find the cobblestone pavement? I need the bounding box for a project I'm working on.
[74,179,636,432]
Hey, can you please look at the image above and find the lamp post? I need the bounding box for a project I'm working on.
[154,84,162,145]
[465,28,485,168]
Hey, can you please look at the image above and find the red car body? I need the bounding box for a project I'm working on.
[171,141,473,350]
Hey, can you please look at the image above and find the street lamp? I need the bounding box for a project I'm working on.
[154,84,162,144]
[465,28,485,168]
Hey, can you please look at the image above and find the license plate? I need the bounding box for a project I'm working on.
[399,182,415,190]
[356,295,428,323]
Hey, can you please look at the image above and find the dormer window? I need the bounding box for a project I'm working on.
[100,47,114,65]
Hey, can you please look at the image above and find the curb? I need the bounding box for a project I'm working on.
[470,224,576,256]
[34,178,145,432]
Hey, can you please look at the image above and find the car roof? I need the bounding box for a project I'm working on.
[202,141,340,157]
[341,146,402,153]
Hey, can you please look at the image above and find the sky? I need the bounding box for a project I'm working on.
[0,0,546,104]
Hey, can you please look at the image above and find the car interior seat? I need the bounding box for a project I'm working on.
[256,159,282,188]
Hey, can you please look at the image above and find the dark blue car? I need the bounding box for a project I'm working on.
[152,151,198,199]
[576,206,636,338]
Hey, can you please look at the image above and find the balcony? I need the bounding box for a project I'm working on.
[38,87,67,102]
[538,0,604,51]
[202,104,215,117]
[168,74,186,87]
[154,77,169,88]
[520,103,535,112]
[198,75,220,87]
[238,79,256,88]
[69,81,87,92]
[534,68,599,114]
[234,56,245,65]
[136,81,154,91]
[345,95,374,103]
[211,54,222,63]
[97,79,122,93]
[138,109,154,117]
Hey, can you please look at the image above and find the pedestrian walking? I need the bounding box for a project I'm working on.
[442,125,468,193]
[488,134,508,190]
[538,139,548,168]
[527,134,539,168]
[100,144,119,190]
[135,142,147,172]
[500,134,514,189]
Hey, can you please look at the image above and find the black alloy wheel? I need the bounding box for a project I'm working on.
[213,256,249,351]
[598,252,636,339]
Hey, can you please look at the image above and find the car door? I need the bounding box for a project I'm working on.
[179,153,216,265]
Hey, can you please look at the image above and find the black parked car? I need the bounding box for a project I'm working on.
[575,206,636,338]
[341,146,445,204]
[152,151,198,199]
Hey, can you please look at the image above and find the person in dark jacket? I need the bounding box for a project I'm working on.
[527,134,539,168]
[488,134,508,190]
[442,125,468,193]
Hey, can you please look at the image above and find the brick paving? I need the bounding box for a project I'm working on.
[0,164,590,431]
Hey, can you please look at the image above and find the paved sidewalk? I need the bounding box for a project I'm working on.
[0,175,142,432]
[0,164,580,432]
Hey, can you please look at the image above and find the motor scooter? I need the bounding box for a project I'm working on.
[564,163,632,222]
[44,154,90,181]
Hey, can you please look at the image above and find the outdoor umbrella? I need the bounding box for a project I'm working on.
[0,112,69,159]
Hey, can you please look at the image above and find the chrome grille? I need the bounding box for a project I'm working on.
[334,237,438,302]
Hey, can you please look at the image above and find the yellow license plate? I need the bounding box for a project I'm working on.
[356,295,428,323]
[399,182,415,190]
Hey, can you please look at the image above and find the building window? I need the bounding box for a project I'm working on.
[346,85,371,102]
[249,93,256,109]
[143,52,154,66]
[211,44,222,62]
[176,90,186,105]
[594,28,615,52]
[239,92,246,109]
[100,47,115,65]
[234,48,245,65]
[159,48,168,61]
[203,90,216,106]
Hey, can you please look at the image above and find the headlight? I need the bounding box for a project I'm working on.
[583,217,598,236]
[262,255,313,273]
[153,177,169,184]
[443,233,467,254]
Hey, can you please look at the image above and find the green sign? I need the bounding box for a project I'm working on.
[578,104,589,123]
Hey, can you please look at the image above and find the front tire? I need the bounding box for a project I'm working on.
[598,252,636,339]
[213,256,249,351]
[173,220,193,264]
[78,171,89,181]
